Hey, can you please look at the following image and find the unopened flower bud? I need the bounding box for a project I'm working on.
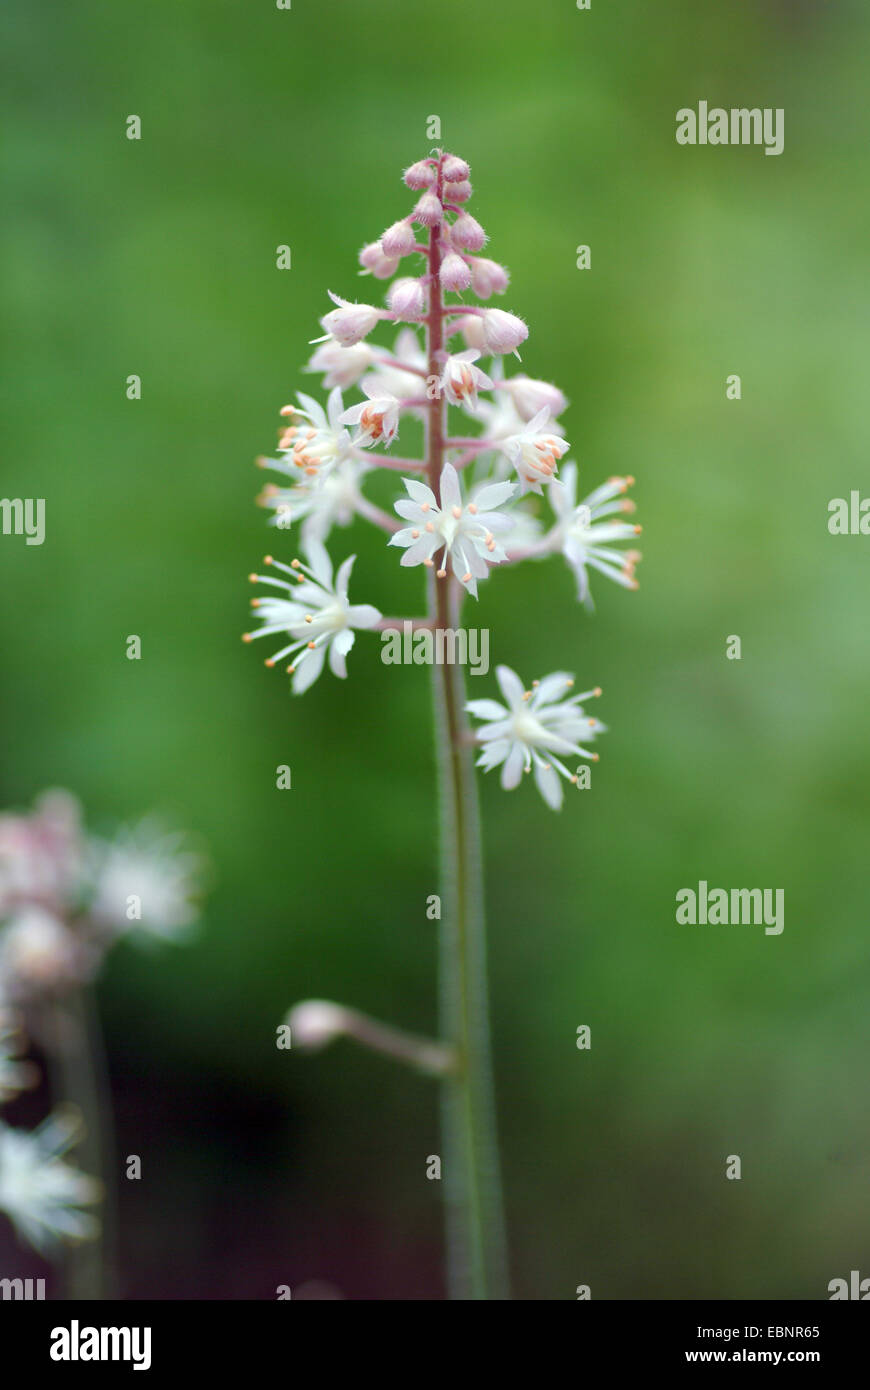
[506,374,568,421]
[359,241,399,280]
[403,159,435,190]
[321,293,382,346]
[448,180,473,204]
[388,276,426,321]
[380,220,417,258]
[286,1000,349,1050]
[439,252,472,292]
[413,192,443,226]
[470,257,509,298]
[451,314,487,351]
[450,213,486,251]
[442,155,470,182]
[482,308,528,355]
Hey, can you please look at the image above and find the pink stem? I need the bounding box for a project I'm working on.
[354,496,402,533]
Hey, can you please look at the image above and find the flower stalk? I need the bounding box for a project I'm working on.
[425,158,508,1298]
[252,144,643,1300]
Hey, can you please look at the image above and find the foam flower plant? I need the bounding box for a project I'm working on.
[0,790,207,1275]
[243,150,643,1301]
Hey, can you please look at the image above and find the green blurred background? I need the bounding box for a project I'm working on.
[2,0,869,1298]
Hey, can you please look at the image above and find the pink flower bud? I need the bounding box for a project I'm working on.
[413,192,443,227]
[448,180,473,204]
[380,220,417,258]
[359,241,399,280]
[439,252,472,292]
[442,155,470,183]
[388,276,426,321]
[507,375,568,421]
[403,160,435,190]
[450,213,486,251]
[470,257,510,298]
[482,308,528,355]
[452,314,487,351]
[321,293,382,346]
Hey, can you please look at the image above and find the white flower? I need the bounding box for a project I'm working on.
[0,907,89,1002]
[88,821,205,943]
[503,504,546,554]
[0,790,84,921]
[549,463,641,605]
[0,1014,37,1103]
[389,463,516,598]
[338,384,401,447]
[0,1108,100,1254]
[467,665,605,811]
[304,340,374,389]
[463,376,528,449]
[245,540,381,694]
[440,350,493,409]
[316,292,383,347]
[361,328,427,405]
[257,455,367,543]
[501,407,569,494]
[277,389,353,480]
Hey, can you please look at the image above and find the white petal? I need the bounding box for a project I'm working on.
[525,406,551,434]
[292,643,327,694]
[500,741,525,789]
[533,673,576,706]
[394,499,425,522]
[401,535,438,566]
[495,665,525,709]
[466,699,508,721]
[477,738,510,769]
[296,392,328,429]
[334,553,356,598]
[305,538,333,588]
[439,463,462,512]
[326,386,346,429]
[473,479,516,511]
[404,478,437,507]
[534,759,563,810]
[346,603,381,629]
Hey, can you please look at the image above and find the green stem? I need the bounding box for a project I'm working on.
[426,152,509,1300]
